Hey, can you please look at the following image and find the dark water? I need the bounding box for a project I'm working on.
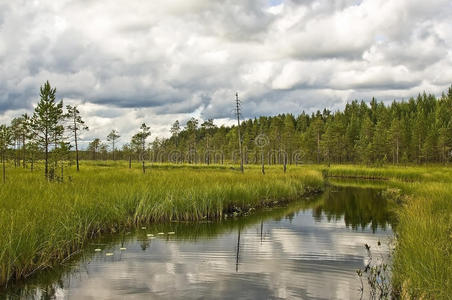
[2,185,395,300]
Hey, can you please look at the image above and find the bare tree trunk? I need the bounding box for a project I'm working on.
[45,134,49,179]
[396,138,399,165]
[206,137,209,165]
[283,154,287,173]
[2,152,5,184]
[14,142,17,168]
[142,144,146,173]
[235,93,244,173]
[75,126,80,172]
[22,135,26,168]
[317,130,320,164]
[112,138,115,161]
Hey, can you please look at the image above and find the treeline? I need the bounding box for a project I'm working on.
[0,81,152,180]
[1,82,452,180]
[151,86,452,166]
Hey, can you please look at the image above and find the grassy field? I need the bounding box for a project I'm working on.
[0,161,323,286]
[0,161,451,299]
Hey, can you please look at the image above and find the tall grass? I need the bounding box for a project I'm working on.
[0,162,323,286]
[323,164,452,182]
[391,182,452,299]
[1,161,451,298]
[326,164,452,299]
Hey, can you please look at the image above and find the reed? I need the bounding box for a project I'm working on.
[0,162,323,286]
[325,164,452,299]
[1,162,451,299]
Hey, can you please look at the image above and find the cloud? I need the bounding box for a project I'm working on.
[0,0,451,145]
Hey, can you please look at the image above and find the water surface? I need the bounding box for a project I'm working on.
[2,185,395,299]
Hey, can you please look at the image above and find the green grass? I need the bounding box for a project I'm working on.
[0,161,323,286]
[1,161,451,299]
[390,181,452,299]
[325,164,452,299]
[3,198,324,297]
[323,164,452,183]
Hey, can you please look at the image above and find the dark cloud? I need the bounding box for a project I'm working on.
[0,0,451,141]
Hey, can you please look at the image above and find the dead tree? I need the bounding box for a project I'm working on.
[235,93,244,173]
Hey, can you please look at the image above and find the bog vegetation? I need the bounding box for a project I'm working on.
[0,82,451,299]
[0,163,323,287]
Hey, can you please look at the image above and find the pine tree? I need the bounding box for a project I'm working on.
[122,143,133,168]
[185,118,198,164]
[65,105,88,171]
[10,114,31,168]
[0,125,12,183]
[283,114,296,164]
[201,119,215,164]
[31,81,64,179]
[107,130,120,161]
[356,116,374,164]
[132,123,151,173]
[389,119,401,164]
[88,138,101,160]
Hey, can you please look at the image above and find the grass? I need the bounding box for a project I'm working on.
[3,198,323,297]
[325,164,452,299]
[1,161,451,299]
[391,181,452,299]
[0,161,323,286]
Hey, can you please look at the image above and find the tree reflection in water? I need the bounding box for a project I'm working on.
[1,183,395,299]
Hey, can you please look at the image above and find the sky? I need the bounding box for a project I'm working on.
[0,0,451,147]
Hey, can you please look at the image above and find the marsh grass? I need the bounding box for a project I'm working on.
[2,198,323,298]
[326,164,452,299]
[0,161,323,286]
[1,161,451,299]
[390,182,452,299]
[323,164,452,183]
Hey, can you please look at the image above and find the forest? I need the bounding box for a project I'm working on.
[1,82,452,177]
[152,87,452,166]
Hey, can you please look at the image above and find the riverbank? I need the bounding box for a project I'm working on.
[2,185,393,299]
[324,165,452,299]
[0,162,323,286]
[1,162,450,299]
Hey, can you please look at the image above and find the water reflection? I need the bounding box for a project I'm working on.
[1,185,394,300]
[313,187,396,232]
